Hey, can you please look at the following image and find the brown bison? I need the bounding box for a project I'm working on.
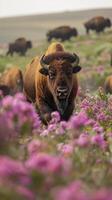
[24,42,81,124]
[6,38,32,56]
[0,67,23,95]
[84,16,111,34]
[104,75,112,94]
[47,26,78,42]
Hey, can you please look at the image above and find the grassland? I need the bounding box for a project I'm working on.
[0,30,112,92]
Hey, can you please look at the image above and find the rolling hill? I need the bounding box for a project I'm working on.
[0,8,112,44]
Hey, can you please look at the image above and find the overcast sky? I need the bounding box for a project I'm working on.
[1,0,112,18]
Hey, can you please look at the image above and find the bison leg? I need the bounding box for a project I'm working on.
[20,51,25,56]
[6,50,13,56]
[6,51,9,56]
[35,101,52,125]
[86,28,89,34]
[8,51,13,56]
[11,52,13,56]
[62,102,74,121]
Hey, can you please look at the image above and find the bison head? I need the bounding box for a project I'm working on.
[26,41,32,49]
[39,52,81,114]
[46,31,52,42]
[105,18,111,27]
[71,28,78,36]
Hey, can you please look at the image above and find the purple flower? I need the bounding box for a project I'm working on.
[28,139,44,156]
[26,153,71,175]
[77,133,90,147]
[57,121,68,135]
[97,113,107,122]
[48,124,57,132]
[0,94,40,140]
[91,134,106,149]
[50,111,60,124]
[1,95,13,108]
[93,124,104,133]
[93,188,112,200]
[68,111,89,129]
[52,181,89,200]
[14,93,26,101]
[57,143,73,154]
[0,156,30,186]
[16,186,35,200]
[40,129,49,136]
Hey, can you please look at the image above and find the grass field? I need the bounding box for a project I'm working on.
[0,29,112,92]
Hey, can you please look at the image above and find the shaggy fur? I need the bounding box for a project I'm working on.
[84,16,111,34]
[6,39,32,56]
[104,75,112,94]
[24,42,81,124]
[0,67,23,95]
[47,26,78,42]
[42,52,78,64]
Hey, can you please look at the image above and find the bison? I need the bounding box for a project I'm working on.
[84,16,111,34]
[104,75,112,94]
[6,39,32,56]
[47,26,78,42]
[0,67,23,95]
[24,42,81,124]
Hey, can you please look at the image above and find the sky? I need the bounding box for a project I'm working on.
[0,0,112,18]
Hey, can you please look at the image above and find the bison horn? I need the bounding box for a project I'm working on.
[72,53,79,66]
[40,55,49,68]
[39,55,49,75]
[40,52,79,67]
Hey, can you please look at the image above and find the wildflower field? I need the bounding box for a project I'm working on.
[0,31,112,199]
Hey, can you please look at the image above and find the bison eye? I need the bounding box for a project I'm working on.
[49,71,56,79]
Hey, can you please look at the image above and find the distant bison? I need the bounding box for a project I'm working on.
[24,42,81,124]
[0,67,23,95]
[7,38,32,56]
[104,75,112,94]
[84,16,111,34]
[47,26,78,42]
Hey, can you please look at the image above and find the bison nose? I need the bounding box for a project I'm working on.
[57,87,68,99]
[57,87,68,93]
